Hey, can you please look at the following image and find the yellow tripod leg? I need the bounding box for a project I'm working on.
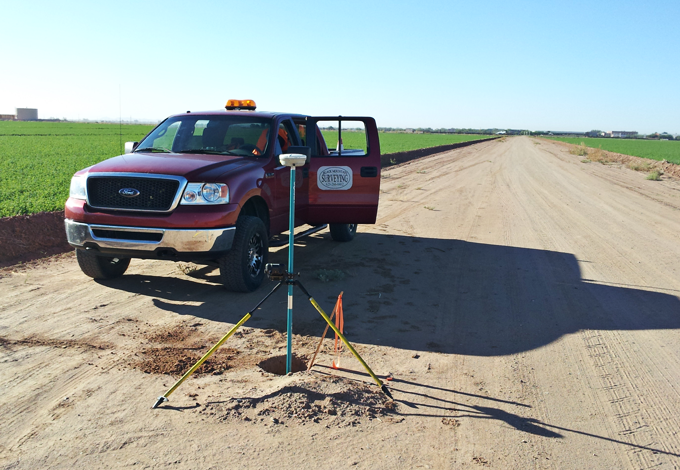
[152,312,252,408]
[308,297,393,399]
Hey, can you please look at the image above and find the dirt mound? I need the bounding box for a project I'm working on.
[132,322,254,376]
[200,374,395,426]
[134,346,237,375]
[146,325,194,344]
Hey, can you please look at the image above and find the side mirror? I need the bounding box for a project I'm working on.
[124,141,138,154]
[285,146,311,164]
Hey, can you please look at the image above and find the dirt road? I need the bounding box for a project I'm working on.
[2,136,679,469]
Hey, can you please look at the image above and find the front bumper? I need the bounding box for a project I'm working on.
[65,219,235,254]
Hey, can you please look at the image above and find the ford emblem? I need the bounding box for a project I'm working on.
[119,188,140,198]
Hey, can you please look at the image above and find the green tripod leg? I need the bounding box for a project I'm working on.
[296,281,393,400]
[152,282,284,409]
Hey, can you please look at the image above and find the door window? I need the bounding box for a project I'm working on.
[318,120,368,156]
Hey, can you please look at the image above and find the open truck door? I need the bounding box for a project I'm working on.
[301,116,381,226]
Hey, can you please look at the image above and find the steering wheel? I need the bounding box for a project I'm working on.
[238,144,262,156]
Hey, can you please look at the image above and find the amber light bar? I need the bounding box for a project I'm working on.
[225,99,257,110]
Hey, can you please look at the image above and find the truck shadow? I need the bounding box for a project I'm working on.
[99,232,680,357]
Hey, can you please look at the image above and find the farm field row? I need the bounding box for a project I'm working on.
[546,137,680,164]
[0,121,491,217]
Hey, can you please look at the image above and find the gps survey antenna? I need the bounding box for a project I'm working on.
[278,152,307,373]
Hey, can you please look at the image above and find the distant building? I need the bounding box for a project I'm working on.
[16,108,38,121]
[611,131,637,138]
[0,114,16,121]
[586,131,606,137]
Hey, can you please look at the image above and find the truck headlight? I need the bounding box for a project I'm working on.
[180,183,229,205]
[201,183,221,202]
[69,175,87,200]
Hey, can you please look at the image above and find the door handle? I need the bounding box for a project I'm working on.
[360,166,378,178]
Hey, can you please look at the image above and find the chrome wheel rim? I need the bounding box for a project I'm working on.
[247,232,264,277]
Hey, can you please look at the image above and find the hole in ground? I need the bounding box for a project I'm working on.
[258,354,308,375]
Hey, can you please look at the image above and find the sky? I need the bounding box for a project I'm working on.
[1,0,678,133]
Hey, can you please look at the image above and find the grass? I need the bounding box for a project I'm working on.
[569,143,589,157]
[546,137,680,164]
[0,121,153,217]
[646,171,662,181]
[628,161,654,172]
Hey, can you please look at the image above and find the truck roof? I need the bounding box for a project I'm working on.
[167,110,309,120]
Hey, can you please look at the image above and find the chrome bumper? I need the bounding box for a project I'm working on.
[65,219,235,253]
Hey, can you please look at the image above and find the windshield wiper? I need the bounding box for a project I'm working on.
[177,149,238,155]
[135,147,172,153]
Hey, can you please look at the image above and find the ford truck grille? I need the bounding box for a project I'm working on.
[87,177,180,211]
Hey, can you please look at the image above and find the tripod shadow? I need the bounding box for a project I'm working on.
[312,366,680,457]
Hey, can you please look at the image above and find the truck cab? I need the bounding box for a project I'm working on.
[65,101,381,291]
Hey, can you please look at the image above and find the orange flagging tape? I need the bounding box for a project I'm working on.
[331,294,344,369]
[307,292,343,372]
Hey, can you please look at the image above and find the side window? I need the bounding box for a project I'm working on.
[318,120,368,156]
[274,121,296,155]
[293,120,307,146]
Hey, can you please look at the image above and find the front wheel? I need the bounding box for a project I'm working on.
[75,249,131,279]
[219,216,269,292]
[329,223,358,242]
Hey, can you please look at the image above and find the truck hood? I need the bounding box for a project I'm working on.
[85,152,260,180]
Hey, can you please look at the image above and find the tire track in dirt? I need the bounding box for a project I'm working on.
[504,137,680,466]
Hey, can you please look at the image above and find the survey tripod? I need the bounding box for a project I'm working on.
[152,151,391,409]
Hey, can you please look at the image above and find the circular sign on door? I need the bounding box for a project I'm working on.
[317,166,353,191]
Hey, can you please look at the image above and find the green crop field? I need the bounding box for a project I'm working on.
[0,121,491,217]
[0,121,153,217]
[546,137,680,164]
[321,130,490,154]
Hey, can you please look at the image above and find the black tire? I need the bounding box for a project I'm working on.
[75,249,131,279]
[329,223,358,242]
[219,216,269,292]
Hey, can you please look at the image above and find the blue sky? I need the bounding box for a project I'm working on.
[1,0,678,133]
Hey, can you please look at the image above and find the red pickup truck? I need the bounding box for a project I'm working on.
[65,101,381,291]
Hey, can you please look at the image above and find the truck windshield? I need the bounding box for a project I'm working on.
[136,116,272,157]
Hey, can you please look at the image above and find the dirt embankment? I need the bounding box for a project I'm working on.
[380,137,498,167]
[0,211,71,266]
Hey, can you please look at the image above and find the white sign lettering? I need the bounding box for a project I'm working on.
[317,166,353,191]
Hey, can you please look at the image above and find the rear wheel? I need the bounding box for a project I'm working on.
[329,223,358,242]
[75,249,131,279]
[219,216,268,292]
